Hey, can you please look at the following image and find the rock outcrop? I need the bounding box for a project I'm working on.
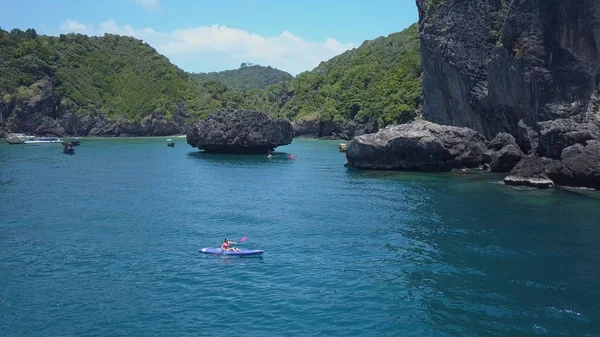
[0,79,188,137]
[505,120,600,189]
[293,116,378,140]
[504,155,555,189]
[417,0,600,189]
[186,109,293,153]
[483,133,525,172]
[417,0,600,138]
[293,119,342,139]
[346,121,488,171]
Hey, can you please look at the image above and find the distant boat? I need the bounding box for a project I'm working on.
[23,136,61,144]
[63,146,75,155]
[339,143,348,152]
[167,138,175,147]
[61,137,80,147]
[5,137,24,145]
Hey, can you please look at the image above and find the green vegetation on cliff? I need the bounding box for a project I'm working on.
[1,24,421,131]
[280,23,422,126]
[192,63,294,90]
[0,28,279,122]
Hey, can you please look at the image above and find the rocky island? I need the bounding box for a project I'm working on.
[348,0,600,190]
[186,108,293,153]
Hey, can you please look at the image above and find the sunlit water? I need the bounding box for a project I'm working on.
[1,138,599,336]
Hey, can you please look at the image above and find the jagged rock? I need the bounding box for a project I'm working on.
[293,119,342,139]
[88,117,120,136]
[504,155,555,189]
[505,140,600,189]
[186,109,293,153]
[417,0,600,138]
[538,119,600,159]
[74,115,98,136]
[1,77,186,137]
[4,79,57,134]
[483,133,525,172]
[292,116,378,140]
[516,119,539,154]
[143,114,182,136]
[339,117,379,140]
[545,141,600,189]
[346,121,487,171]
[36,116,65,136]
[417,0,600,189]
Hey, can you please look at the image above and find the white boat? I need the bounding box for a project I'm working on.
[23,136,62,144]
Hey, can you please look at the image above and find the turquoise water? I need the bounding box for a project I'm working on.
[1,138,599,337]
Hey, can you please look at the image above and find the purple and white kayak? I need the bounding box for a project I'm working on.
[200,247,264,256]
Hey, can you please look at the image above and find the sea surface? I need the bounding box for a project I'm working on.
[1,138,599,337]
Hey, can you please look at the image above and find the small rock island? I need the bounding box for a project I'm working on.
[186,108,294,153]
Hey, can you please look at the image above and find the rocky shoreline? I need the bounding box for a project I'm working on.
[346,121,523,172]
[345,119,599,190]
[292,116,378,140]
[376,0,600,190]
[0,79,189,138]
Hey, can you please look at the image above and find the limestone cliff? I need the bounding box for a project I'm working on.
[417,0,600,188]
[417,0,600,139]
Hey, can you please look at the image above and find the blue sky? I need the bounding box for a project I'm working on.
[0,0,419,74]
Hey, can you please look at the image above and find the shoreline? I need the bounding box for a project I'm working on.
[2,133,344,141]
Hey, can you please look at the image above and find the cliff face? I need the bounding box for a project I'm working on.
[0,79,188,137]
[186,109,293,153]
[417,0,600,140]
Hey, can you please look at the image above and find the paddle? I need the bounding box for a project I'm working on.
[217,237,248,256]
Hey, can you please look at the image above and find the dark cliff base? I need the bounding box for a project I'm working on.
[413,0,600,189]
[0,80,189,138]
[293,117,378,140]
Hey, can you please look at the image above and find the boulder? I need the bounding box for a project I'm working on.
[516,119,539,154]
[538,119,600,159]
[345,121,487,171]
[504,155,555,189]
[483,133,525,172]
[186,108,293,153]
[504,139,600,189]
[545,141,600,189]
[292,119,342,139]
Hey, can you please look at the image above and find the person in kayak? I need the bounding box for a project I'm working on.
[221,238,241,252]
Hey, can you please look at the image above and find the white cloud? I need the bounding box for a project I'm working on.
[57,19,355,75]
[133,0,160,11]
[59,19,93,35]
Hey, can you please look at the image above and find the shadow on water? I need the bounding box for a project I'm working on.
[186,151,297,166]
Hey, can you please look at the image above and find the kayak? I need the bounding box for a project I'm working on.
[200,247,264,256]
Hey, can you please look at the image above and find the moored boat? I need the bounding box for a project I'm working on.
[23,136,61,144]
[167,138,175,147]
[339,143,348,152]
[61,137,80,147]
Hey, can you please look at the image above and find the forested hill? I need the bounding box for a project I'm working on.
[280,23,421,127]
[0,28,285,136]
[191,64,294,90]
[0,24,422,138]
